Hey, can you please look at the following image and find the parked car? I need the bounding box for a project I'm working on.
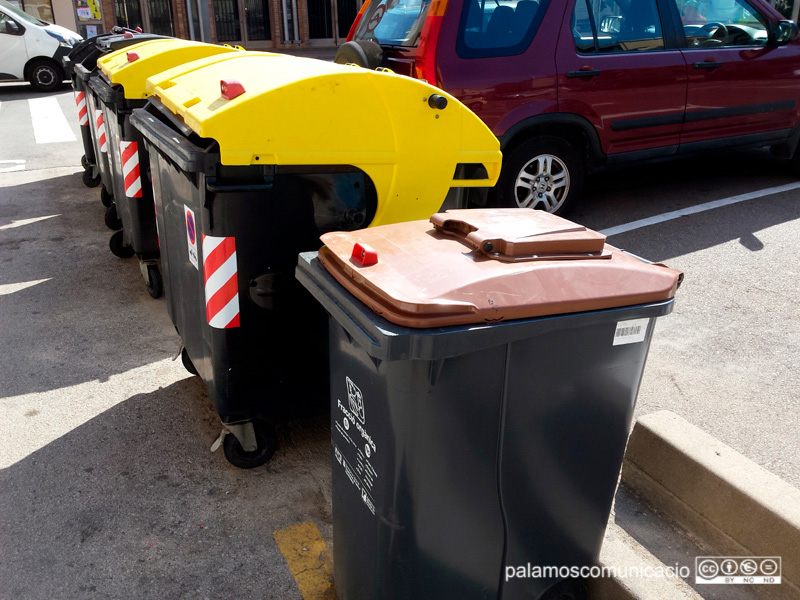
[336,0,800,214]
[0,0,82,92]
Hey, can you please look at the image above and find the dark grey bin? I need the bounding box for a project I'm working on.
[295,210,682,600]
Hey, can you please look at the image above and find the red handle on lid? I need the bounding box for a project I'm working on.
[220,79,245,100]
[351,243,378,266]
[127,51,139,62]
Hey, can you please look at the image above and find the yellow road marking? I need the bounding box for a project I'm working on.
[273,521,335,600]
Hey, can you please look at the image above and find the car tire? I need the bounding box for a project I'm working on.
[28,60,63,93]
[490,135,584,216]
[333,40,384,69]
[787,143,800,177]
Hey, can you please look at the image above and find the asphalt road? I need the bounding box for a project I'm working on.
[0,81,798,599]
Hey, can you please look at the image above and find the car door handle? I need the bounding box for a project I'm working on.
[693,61,722,69]
[567,68,602,78]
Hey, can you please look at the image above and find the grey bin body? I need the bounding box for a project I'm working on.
[130,103,375,434]
[296,251,674,600]
[89,76,158,260]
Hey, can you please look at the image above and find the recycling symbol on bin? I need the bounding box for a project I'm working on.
[346,377,365,424]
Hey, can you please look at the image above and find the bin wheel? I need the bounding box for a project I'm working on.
[100,185,113,208]
[81,155,90,170]
[180,347,198,376]
[223,420,278,469]
[82,168,101,188]
[145,264,163,299]
[109,230,134,258]
[104,204,122,231]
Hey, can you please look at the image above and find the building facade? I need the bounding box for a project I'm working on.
[22,0,362,49]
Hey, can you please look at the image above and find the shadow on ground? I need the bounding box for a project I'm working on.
[0,377,331,599]
[0,171,178,397]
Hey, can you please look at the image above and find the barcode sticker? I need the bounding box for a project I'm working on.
[613,318,650,346]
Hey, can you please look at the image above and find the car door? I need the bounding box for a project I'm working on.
[555,0,688,157]
[671,0,800,148]
[0,11,28,80]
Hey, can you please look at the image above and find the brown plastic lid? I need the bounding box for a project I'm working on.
[318,209,682,328]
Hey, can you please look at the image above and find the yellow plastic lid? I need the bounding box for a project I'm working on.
[97,39,239,100]
[145,52,502,227]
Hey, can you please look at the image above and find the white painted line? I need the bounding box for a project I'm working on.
[599,182,800,237]
[0,214,60,230]
[0,278,51,296]
[0,159,25,173]
[28,97,77,144]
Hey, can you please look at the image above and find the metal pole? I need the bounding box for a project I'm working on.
[290,0,299,42]
[186,0,196,38]
[281,0,290,42]
[793,0,800,22]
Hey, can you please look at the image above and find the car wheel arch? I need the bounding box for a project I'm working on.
[498,114,604,171]
[24,57,63,84]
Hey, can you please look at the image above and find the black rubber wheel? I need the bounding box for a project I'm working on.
[82,168,101,188]
[100,185,113,208]
[787,143,800,177]
[145,264,163,299]
[333,40,384,69]
[27,59,63,92]
[180,347,198,376]
[104,203,122,230]
[490,135,584,216]
[223,420,279,469]
[81,155,90,170]
[109,230,134,258]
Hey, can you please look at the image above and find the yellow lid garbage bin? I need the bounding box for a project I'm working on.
[69,30,166,193]
[129,51,501,468]
[89,39,239,298]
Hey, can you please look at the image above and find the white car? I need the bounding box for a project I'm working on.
[0,0,81,91]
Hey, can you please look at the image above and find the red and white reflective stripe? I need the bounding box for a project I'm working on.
[74,91,88,126]
[202,235,240,329]
[95,111,107,153]
[120,140,142,198]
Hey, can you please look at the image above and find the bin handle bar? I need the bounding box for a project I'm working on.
[145,99,195,138]
[205,177,274,193]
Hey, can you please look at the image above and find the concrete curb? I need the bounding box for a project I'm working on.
[590,522,702,600]
[621,411,800,600]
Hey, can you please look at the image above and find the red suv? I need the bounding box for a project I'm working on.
[336,0,800,214]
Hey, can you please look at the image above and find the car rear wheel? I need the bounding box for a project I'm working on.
[28,60,63,93]
[491,136,583,216]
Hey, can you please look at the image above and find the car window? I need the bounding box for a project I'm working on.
[572,0,666,54]
[0,11,19,33]
[457,0,551,58]
[0,0,43,25]
[675,0,768,47]
[353,0,433,47]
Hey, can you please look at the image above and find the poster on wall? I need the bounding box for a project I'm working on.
[75,0,101,21]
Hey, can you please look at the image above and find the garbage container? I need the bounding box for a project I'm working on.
[69,31,166,203]
[90,39,239,298]
[130,52,501,468]
[294,208,683,600]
